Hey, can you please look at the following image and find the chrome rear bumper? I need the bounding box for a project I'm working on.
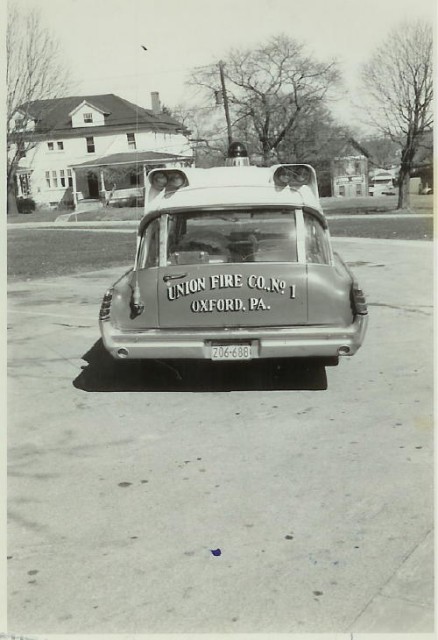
[100,315,368,360]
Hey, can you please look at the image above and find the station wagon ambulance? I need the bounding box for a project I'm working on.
[99,144,368,364]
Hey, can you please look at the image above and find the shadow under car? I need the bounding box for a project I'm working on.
[73,340,332,392]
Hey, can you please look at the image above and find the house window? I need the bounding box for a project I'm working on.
[67,169,73,187]
[52,170,58,188]
[356,184,362,196]
[86,136,95,153]
[47,142,54,151]
[60,170,66,187]
[84,113,93,123]
[45,171,51,188]
[127,133,136,149]
[339,185,345,197]
[57,141,64,151]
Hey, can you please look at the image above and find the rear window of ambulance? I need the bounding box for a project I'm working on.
[166,209,298,265]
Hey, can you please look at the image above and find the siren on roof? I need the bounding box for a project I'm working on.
[225,141,250,167]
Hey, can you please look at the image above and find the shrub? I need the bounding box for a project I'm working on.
[17,198,36,213]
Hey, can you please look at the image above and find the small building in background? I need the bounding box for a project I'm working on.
[331,139,369,198]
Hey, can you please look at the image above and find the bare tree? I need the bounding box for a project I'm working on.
[275,105,348,162]
[360,135,400,170]
[7,5,71,213]
[275,106,353,195]
[190,34,340,165]
[361,21,433,209]
[168,103,229,167]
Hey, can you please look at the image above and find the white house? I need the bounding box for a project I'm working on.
[12,92,194,209]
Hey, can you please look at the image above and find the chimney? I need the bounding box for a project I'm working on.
[151,91,161,114]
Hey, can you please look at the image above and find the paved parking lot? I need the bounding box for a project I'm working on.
[7,238,434,634]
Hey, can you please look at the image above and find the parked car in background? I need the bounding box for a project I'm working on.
[99,144,368,368]
[369,171,397,196]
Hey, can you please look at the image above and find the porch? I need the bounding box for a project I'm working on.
[69,150,194,211]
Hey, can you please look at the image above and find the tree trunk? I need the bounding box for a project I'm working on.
[261,140,271,166]
[7,171,18,215]
[397,165,411,210]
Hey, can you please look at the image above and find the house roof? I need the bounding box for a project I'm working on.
[334,137,370,159]
[22,94,190,135]
[70,150,194,169]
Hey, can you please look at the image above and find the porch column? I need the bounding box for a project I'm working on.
[72,168,78,209]
[99,169,106,193]
[143,163,149,216]
[16,173,23,198]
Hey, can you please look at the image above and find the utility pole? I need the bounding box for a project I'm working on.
[219,60,233,146]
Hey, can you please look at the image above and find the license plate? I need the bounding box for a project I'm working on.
[211,343,252,361]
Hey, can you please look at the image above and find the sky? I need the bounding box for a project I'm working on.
[8,0,437,131]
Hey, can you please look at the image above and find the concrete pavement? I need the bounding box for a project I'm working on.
[7,238,434,635]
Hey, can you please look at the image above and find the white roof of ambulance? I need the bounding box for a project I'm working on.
[145,166,323,214]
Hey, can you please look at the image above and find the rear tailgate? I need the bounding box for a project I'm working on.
[158,263,307,328]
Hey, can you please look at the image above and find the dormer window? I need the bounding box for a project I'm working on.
[69,101,107,128]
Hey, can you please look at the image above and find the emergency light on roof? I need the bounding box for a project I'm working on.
[225,141,250,167]
[273,164,318,195]
[273,164,314,189]
[148,169,188,191]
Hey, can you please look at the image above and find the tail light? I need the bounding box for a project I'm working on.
[99,289,113,321]
[351,284,368,315]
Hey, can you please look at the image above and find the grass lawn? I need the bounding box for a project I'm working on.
[8,211,433,283]
[6,193,434,282]
[322,193,433,214]
[328,216,433,240]
[7,229,136,281]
